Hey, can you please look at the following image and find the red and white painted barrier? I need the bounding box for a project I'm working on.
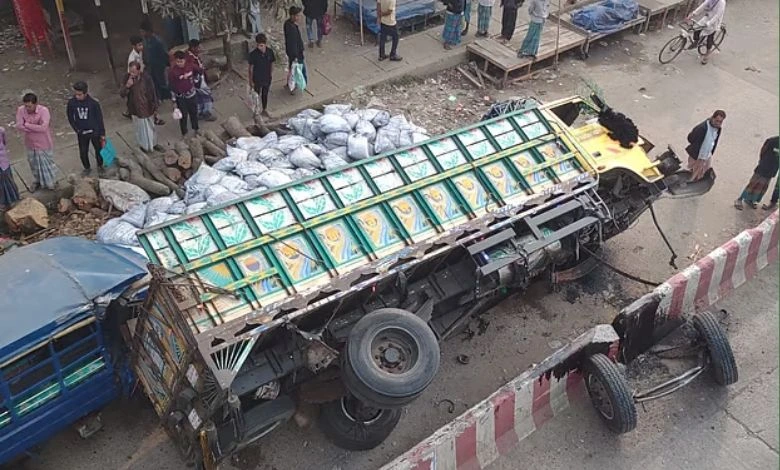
[656,210,779,323]
[381,325,619,470]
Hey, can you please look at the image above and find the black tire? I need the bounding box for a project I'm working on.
[342,308,440,409]
[319,395,402,451]
[659,35,687,64]
[698,26,727,55]
[583,353,637,434]
[692,311,738,386]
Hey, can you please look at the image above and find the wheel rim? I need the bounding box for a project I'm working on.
[341,395,382,424]
[660,36,686,63]
[370,327,419,375]
[587,374,615,420]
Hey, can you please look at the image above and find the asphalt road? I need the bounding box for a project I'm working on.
[13,0,778,469]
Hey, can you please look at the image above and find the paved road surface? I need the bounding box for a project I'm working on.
[12,0,778,468]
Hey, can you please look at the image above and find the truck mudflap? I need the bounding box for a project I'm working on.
[661,168,716,199]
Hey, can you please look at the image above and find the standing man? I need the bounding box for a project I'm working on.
[66,81,105,175]
[248,33,276,118]
[15,93,59,191]
[499,0,521,43]
[377,0,402,61]
[140,19,169,125]
[735,136,779,210]
[441,0,465,50]
[284,6,307,94]
[686,0,726,65]
[517,0,549,59]
[169,50,201,137]
[302,0,327,48]
[186,39,217,122]
[475,0,494,37]
[124,35,145,119]
[120,61,160,153]
[685,110,725,182]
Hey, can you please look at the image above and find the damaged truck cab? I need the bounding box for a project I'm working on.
[130,96,712,467]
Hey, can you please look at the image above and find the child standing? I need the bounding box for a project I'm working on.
[0,127,20,209]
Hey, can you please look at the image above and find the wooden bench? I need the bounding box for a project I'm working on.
[466,22,587,88]
[638,0,690,32]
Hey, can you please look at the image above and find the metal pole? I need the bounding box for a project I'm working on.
[553,0,561,69]
[359,0,364,46]
[54,0,76,69]
[94,0,119,86]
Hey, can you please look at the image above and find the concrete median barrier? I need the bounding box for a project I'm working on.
[380,325,619,470]
[615,210,779,362]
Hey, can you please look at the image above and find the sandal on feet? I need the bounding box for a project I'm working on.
[762,203,777,210]
[734,199,743,210]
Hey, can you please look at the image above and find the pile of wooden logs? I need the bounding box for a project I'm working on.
[115,116,285,199]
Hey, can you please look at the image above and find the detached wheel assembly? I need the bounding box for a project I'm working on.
[319,395,402,451]
[342,308,440,409]
[583,353,637,434]
[692,311,738,386]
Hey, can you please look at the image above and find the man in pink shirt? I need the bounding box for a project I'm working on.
[15,92,59,191]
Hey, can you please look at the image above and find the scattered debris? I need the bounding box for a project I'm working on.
[435,398,456,414]
[456,354,470,365]
[5,198,49,233]
[745,66,761,73]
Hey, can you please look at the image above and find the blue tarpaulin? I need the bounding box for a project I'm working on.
[571,0,639,34]
[341,0,439,34]
[0,237,148,361]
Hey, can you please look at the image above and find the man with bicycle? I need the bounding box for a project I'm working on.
[686,0,726,64]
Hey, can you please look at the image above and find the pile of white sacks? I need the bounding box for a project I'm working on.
[97,104,430,247]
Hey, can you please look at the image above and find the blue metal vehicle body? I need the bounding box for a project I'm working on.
[0,237,148,465]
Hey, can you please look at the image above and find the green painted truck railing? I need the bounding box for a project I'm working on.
[137,106,596,335]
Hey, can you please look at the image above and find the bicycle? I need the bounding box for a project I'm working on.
[658,21,727,64]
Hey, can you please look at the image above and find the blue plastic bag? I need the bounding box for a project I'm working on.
[100,137,117,167]
[293,63,307,92]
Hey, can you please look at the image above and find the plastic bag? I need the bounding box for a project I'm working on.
[412,132,430,144]
[347,134,371,161]
[234,160,269,177]
[146,196,175,218]
[100,137,117,167]
[292,62,307,91]
[253,148,285,164]
[220,175,250,193]
[324,104,352,115]
[287,68,296,92]
[226,145,249,160]
[145,211,177,228]
[343,112,360,130]
[172,108,183,120]
[190,164,226,186]
[374,129,397,154]
[355,120,377,142]
[357,108,381,123]
[236,136,269,151]
[213,154,246,172]
[98,179,150,213]
[297,108,323,120]
[287,117,310,136]
[276,135,310,154]
[323,12,332,35]
[243,174,267,189]
[386,114,410,130]
[168,200,187,215]
[303,143,326,156]
[120,203,147,229]
[207,190,240,207]
[318,114,352,134]
[324,132,349,149]
[321,152,349,170]
[293,168,317,180]
[97,219,139,246]
[330,146,349,159]
[186,202,208,214]
[257,169,293,188]
[371,110,391,128]
[289,146,322,169]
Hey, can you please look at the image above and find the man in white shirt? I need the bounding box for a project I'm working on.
[686,0,726,64]
[377,0,402,61]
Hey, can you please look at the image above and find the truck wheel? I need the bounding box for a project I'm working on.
[342,308,440,409]
[692,311,738,386]
[583,353,637,434]
[319,395,402,450]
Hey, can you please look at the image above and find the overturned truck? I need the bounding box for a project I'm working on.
[130,96,713,467]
